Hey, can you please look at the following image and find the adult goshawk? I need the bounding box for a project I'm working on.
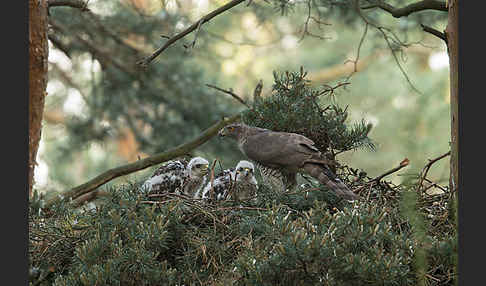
[218,123,358,201]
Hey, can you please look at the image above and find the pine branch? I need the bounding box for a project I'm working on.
[44,114,242,209]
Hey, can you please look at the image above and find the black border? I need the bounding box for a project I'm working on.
[459,1,479,285]
[15,1,29,285]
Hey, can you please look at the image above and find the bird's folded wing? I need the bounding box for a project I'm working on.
[242,132,322,167]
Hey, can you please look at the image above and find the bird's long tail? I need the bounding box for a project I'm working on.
[302,163,359,201]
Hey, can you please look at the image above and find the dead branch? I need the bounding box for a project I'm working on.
[344,22,368,81]
[418,151,451,192]
[371,158,410,183]
[48,0,90,11]
[47,34,72,59]
[361,0,448,18]
[136,0,247,67]
[421,24,448,44]
[44,114,242,209]
[70,190,109,207]
[299,0,330,42]
[319,82,351,97]
[206,84,250,108]
[353,0,423,95]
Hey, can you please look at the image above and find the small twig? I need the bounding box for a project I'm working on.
[353,0,423,95]
[371,158,410,183]
[137,0,246,67]
[425,273,441,282]
[319,82,351,97]
[206,84,250,108]
[345,22,368,82]
[189,19,205,50]
[418,151,451,192]
[421,24,448,44]
[423,177,448,193]
[299,0,329,42]
[70,190,109,207]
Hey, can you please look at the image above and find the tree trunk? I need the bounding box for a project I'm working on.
[29,0,49,197]
[445,0,458,193]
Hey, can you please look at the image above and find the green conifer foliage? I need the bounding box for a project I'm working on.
[243,69,375,158]
[30,172,457,285]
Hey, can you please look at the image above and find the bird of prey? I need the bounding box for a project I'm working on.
[197,160,258,202]
[218,123,359,201]
[141,157,209,198]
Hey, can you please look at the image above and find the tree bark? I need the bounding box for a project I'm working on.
[29,0,49,197]
[445,0,458,193]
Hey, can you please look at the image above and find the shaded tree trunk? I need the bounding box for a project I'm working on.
[445,0,458,193]
[29,0,49,197]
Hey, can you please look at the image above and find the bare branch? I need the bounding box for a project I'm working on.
[344,22,368,82]
[299,0,330,42]
[47,33,71,59]
[189,19,205,50]
[421,24,448,44]
[206,84,250,108]
[371,158,410,183]
[362,0,447,18]
[418,151,451,192]
[43,114,242,208]
[354,0,423,94]
[70,190,109,207]
[48,0,90,11]
[319,82,351,97]
[137,0,247,67]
